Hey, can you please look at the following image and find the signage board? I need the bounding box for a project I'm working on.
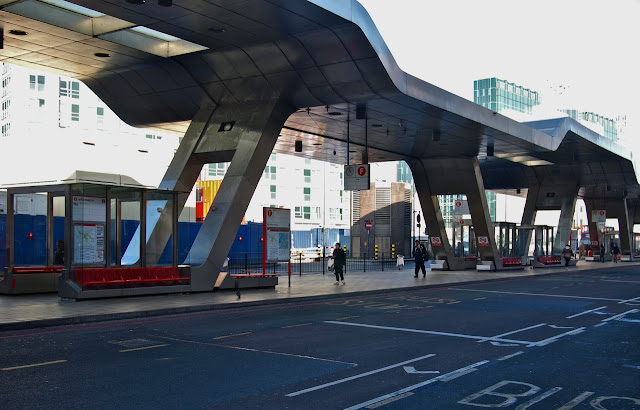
[263,207,291,263]
[454,200,470,215]
[431,237,442,246]
[478,236,490,247]
[344,164,370,191]
[365,221,373,230]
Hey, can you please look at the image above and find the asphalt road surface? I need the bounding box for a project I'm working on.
[1,268,639,409]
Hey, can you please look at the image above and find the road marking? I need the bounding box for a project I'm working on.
[594,322,608,328]
[343,361,489,410]
[531,328,586,347]
[281,323,312,329]
[2,359,67,371]
[517,387,563,409]
[326,321,532,346]
[618,296,640,305]
[556,391,595,409]
[403,366,439,374]
[474,297,487,300]
[477,323,547,343]
[498,351,524,361]
[566,306,608,318]
[212,332,252,340]
[451,288,622,302]
[440,368,478,381]
[603,280,640,284]
[285,353,436,397]
[119,344,169,353]
[603,309,639,322]
[365,392,414,408]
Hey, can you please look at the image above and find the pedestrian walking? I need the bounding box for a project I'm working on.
[611,243,620,263]
[561,245,574,267]
[332,242,346,285]
[599,244,606,263]
[414,240,427,278]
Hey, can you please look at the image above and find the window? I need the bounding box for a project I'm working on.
[59,80,79,98]
[38,99,45,107]
[97,107,104,127]
[264,165,276,180]
[304,169,311,183]
[71,104,79,121]
[303,206,310,220]
[294,206,302,219]
[30,75,44,91]
[2,122,10,137]
[304,187,310,201]
[270,185,276,200]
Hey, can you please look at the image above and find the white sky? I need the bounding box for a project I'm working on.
[358,0,640,152]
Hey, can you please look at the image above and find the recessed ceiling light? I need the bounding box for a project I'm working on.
[209,27,226,34]
[312,143,322,146]
[158,0,172,6]
[328,111,342,116]
[126,0,146,4]
[9,29,27,36]
[371,123,383,127]
[94,52,111,58]
[138,149,148,153]
[82,141,95,146]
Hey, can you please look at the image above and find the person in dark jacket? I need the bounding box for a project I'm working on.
[332,243,346,285]
[414,240,427,278]
[611,243,620,263]
[53,240,64,265]
[599,244,606,263]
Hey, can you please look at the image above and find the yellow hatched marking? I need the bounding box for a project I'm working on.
[119,344,169,353]
[213,332,252,340]
[2,360,67,371]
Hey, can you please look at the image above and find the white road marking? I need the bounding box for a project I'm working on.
[440,368,478,381]
[325,321,532,346]
[603,279,640,283]
[343,361,489,410]
[498,351,524,361]
[603,309,639,322]
[566,306,607,319]
[2,359,67,371]
[119,344,169,353]
[531,328,586,346]
[403,366,439,374]
[618,296,640,305]
[285,353,435,397]
[364,392,414,408]
[477,323,547,343]
[516,387,563,409]
[451,288,622,302]
[556,391,595,409]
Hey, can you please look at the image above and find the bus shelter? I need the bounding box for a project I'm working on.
[1,172,189,297]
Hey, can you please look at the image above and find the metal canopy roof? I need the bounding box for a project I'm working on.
[0,0,638,206]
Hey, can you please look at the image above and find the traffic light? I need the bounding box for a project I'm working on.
[374,244,379,260]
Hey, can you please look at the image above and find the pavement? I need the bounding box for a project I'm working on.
[0,260,636,331]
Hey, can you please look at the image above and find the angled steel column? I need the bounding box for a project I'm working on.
[406,159,452,265]
[583,198,602,253]
[188,99,295,291]
[606,198,633,256]
[554,191,578,255]
[519,182,539,256]
[407,157,498,269]
[144,103,219,265]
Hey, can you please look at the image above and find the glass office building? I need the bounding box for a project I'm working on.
[474,77,540,115]
[559,109,618,141]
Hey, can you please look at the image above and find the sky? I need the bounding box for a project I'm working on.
[357,0,640,152]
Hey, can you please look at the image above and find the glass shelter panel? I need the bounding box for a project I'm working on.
[71,185,107,268]
[111,188,142,267]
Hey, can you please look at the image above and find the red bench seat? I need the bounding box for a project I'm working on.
[74,267,189,289]
[502,257,523,267]
[537,256,561,265]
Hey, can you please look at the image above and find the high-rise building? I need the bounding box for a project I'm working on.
[474,77,540,115]
[559,109,618,141]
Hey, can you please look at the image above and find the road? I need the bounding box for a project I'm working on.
[1,268,639,409]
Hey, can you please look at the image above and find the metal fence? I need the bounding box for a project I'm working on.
[226,253,405,275]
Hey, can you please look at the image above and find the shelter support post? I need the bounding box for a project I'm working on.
[520,180,578,256]
[605,198,633,256]
[185,99,295,291]
[407,157,498,270]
